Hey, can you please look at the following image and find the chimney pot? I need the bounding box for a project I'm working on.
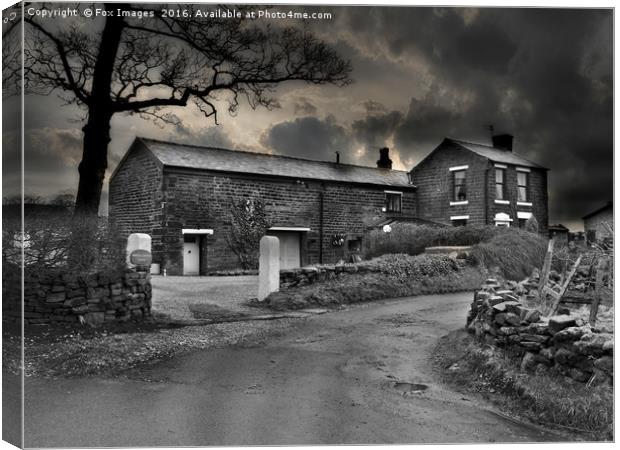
[492,134,513,151]
[377,147,393,169]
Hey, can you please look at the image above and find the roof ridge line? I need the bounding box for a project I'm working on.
[447,137,494,148]
[138,136,410,173]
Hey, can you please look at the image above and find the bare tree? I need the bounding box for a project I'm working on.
[5,3,351,214]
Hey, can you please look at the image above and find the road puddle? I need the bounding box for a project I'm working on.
[392,382,428,394]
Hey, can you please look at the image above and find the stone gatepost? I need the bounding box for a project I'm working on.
[258,235,280,301]
[126,233,152,269]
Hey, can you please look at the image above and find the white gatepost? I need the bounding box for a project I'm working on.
[126,233,152,268]
[258,236,280,301]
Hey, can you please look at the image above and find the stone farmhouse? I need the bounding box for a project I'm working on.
[109,134,549,275]
[409,135,548,229]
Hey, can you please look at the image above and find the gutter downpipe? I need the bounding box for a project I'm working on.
[319,190,324,264]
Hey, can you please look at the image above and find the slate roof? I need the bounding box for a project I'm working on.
[447,138,548,169]
[582,201,613,220]
[137,137,415,188]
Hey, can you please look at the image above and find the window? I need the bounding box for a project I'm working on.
[347,238,362,252]
[494,212,512,227]
[495,168,506,200]
[450,215,469,226]
[517,171,529,202]
[517,212,532,229]
[453,170,466,201]
[385,192,402,212]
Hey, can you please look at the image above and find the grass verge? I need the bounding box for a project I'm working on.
[4,318,295,378]
[433,329,613,441]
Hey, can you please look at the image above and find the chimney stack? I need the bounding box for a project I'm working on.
[377,147,392,169]
[492,134,513,151]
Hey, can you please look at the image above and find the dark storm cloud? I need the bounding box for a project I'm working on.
[261,115,355,164]
[327,6,613,227]
[16,5,611,228]
[352,108,403,155]
[17,128,82,199]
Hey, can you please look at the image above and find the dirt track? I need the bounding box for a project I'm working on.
[24,292,568,447]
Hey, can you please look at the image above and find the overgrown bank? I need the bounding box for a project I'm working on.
[433,330,613,440]
[265,254,485,310]
[264,226,547,310]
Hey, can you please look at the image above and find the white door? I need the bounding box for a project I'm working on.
[269,231,301,269]
[183,240,200,275]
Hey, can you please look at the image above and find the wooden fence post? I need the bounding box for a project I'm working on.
[589,257,609,326]
[547,255,582,316]
[538,238,555,299]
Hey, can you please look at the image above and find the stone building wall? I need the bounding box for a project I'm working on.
[410,140,548,231]
[150,168,416,274]
[3,268,152,326]
[109,141,164,239]
[411,142,490,226]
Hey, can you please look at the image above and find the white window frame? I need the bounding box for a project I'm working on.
[494,200,510,205]
[450,215,470,220]
[516,167,531,173]
[517,201,533,207]
[450,200,469,206]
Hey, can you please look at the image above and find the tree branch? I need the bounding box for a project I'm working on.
[24,17,91,104]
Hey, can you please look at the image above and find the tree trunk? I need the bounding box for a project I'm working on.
[74,109,113,215]
[73,4,126,215]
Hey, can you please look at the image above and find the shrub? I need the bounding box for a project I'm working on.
[469,228,547,280]
[524,215,540,233]
[2,202,125,275]
[364,224,546,281]
[364,224,500,258]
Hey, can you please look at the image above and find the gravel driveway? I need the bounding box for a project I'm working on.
[151,275,260,320]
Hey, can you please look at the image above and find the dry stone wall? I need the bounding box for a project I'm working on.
[4,268,152,326]
[467,277,613,385]
[280,263,372,288]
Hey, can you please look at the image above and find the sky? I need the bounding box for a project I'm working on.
[2,4,613,230]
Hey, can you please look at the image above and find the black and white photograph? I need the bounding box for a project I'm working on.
[1,0,615,447]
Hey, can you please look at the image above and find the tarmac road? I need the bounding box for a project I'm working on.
[24,292,567,447]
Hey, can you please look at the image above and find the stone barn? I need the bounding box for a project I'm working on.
[109,138,417,275]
